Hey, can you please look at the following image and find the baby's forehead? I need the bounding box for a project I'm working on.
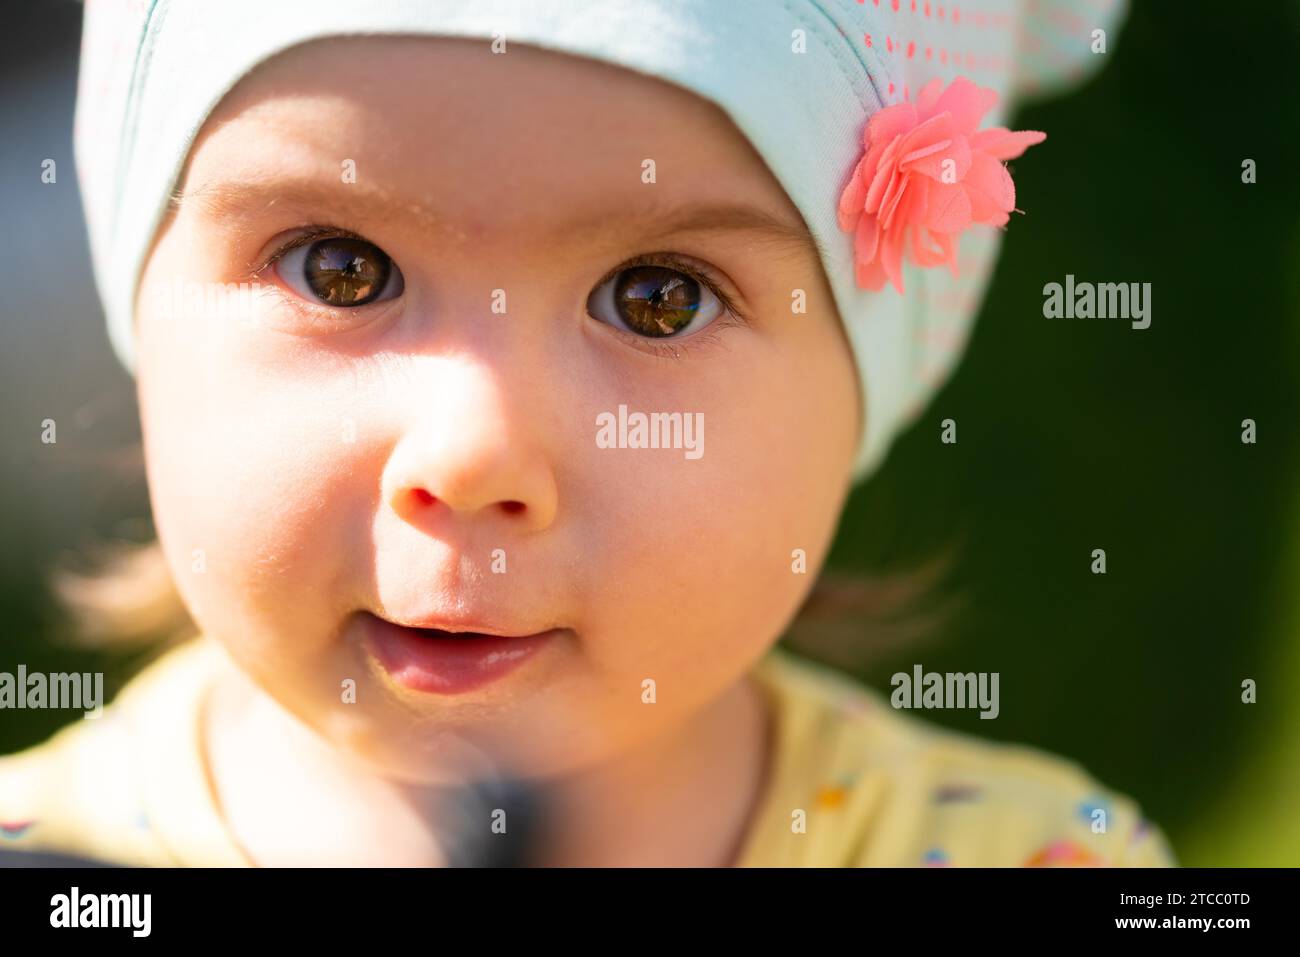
[206,35,760,173]
[182,34,807,256]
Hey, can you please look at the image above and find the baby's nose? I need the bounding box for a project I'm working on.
[380,383,558,534]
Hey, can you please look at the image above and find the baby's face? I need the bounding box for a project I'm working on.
[136,37,859,779]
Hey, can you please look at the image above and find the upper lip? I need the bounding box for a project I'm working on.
[367,610,559,638]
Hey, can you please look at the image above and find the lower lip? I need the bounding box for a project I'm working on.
[359,613,559,695]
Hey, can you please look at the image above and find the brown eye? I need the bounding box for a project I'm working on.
[614,266,699,336]
[588,262,723,339]
[276,236,404,307]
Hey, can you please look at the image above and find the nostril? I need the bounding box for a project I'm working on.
[402,489,526,515]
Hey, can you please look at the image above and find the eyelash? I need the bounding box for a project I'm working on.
[249,225,391,327]
[254,225,368,274]
[590,252,750,361]
[251,230,750,358]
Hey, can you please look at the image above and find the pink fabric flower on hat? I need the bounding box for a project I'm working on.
[837,76,1046,293]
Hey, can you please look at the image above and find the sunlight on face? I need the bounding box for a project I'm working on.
[134,36,860,780]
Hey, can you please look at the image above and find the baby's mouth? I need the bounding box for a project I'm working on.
[403,626,496,641]
[356,611,565,694]
[366,610,558,640]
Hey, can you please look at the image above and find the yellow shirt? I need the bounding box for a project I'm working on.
[0,637,1176,867]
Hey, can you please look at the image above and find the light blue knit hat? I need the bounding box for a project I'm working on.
[74,0,1125,481]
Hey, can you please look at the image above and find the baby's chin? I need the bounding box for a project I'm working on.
[259,659,627,786]
[308,703,622,788]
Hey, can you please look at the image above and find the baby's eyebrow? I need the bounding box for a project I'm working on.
[170,179,452,238]
[558,198,823,265]
[172,179,821,263]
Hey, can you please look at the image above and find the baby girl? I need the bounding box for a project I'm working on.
[0,0,1174,867]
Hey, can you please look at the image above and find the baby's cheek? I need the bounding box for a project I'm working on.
[574,322,854,685]
[578,439,835,687]
[141,356,373,642]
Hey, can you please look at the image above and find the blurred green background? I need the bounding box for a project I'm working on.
[1,1,1297,865]
[817,2,1300,866]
